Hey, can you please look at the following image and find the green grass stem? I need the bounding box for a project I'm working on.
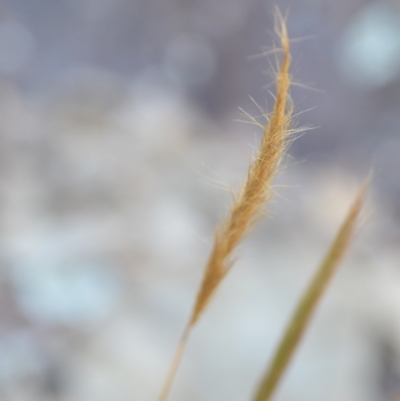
[252,180,368,401]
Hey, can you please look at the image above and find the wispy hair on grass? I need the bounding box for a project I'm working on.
[158,12,297,401]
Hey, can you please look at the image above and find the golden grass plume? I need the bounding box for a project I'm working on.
[158,12,296,401]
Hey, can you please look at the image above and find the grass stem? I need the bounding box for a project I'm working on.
[252,180,368,401]
[158,325,191,401]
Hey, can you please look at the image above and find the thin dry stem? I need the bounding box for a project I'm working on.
[158,13,294,401]
[253,179,369,401]
[157,326,190,401]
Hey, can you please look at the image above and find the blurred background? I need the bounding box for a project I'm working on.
[1,0,400,400]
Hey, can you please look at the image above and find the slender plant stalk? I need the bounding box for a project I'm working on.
[252,179,369,401]
[157,326,191,401]
[158,12,295,401]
